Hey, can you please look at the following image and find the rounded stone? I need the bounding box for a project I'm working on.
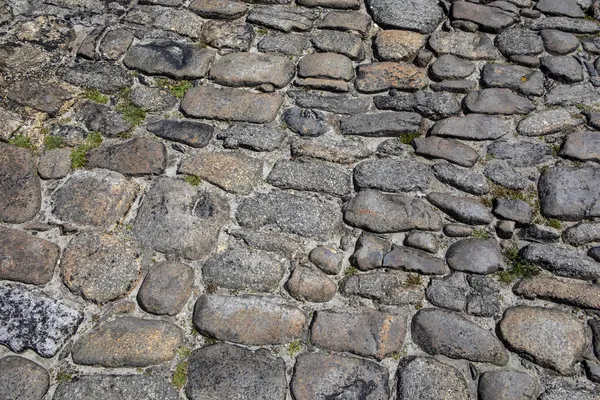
[396,356,470,400]
[0,356,49,400]
[137,261,194,316]
[445,238,505,274]
[285,266,337,302]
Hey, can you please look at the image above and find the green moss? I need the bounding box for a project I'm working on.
[172,361,188,390]
[57,372,73,382]
[288,340,301,357]
[44,135,65,150]
[8,135,32,149]
[83,88,109,104]
[185,174,202,186]
[177,346,192,359]
[117,100,146,126]
[550,143,561,157]
[344,266,358,276]
[204,337,217,345]
[399,132,421,145]
[403,273,422,287]
[170,81,193,99]
[546,219,562,229]
[70,132,103,169]
[575,103,600,112]
[472,228,490,239]
[497,263,540,285]
[255,26,268,35]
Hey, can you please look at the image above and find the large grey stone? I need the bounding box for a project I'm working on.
[59,61,133,94]
[427,192,493,225]
[146,119,214,148]
[430,54,475,80]
[291,136,373,164]
[210,52,294,88]
[481,64,544,96]
[267,159,352,197]
[429,30,499,60]
[433,162,490,195]
[340,270,424,305]
[562,222,600,246]
[465,89,535,115]
[87,138,167,176]
[517,109,580,136]
[426,272,469,311]
[413,137,480,167]
[340,112,421,137]
[538,167,600,220]
[137,261,194,316]
[218,123,286,152]
[0,144,41,223]
[451,1,516,33]
[396,356,470,400]
[354,159,431,192]
[495,27,544,56]
[478,370,541,400]
[488,140,552,167]
[520,243,600,281]
[53,375,179,400]
[246,6,318,32]
[0,356,49,400]
[8,80,71,116]
[430,114,511,141]
[365,0,443,34]
[383,245,447,275]
[446,238,505,274]
[285,266,337,302]
[560,131,600,162]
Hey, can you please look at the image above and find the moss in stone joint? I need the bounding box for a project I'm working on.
[344,266,358,276]
[185,174,202,187]
[497,245,539,285]
[399,132,421,145]
[8,135,32,149]
[44,135,66,150]
[172,360,188,390]
[83,88,109,104]
[288,340,301,357]
[403,273,422,287]
[472,228,490,239]
[57,372,73,382]
[70,132,103,169]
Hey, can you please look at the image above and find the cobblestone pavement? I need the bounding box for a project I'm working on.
[3,0,600,398]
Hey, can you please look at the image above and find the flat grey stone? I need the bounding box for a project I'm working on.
[545,83,600,107]
[487,140,552,167]
[59,61,133,94]
[311,309,407,359]
[133,178,229,260]
[427,192,493,225]
[412,308,508,365]
[210,52,294,88]
[123,40,216,79]
[383,245,447,275]
[147,119,213,148]
[236,190,341,239]
[514,274,600,311]
[267,159,352,197]
[0,356,49,400]
[38,149,73,180]
[124,6,204,38]
[258,33,309,55]
[290,91,372,114]
[562,222,600,246]
[481,64,544,96]
[247,6,318,33]
[405,231,439,253]
[517,109,579,136]
[430,54,475,80]
[186,343,287,400]
[0,144,41,224]
[354,159,431,193]
[413,137,480,167]
[0,285,83,357]
[189,0,248,19]
[298,0,359,8]
[538,167,600,220]
[451,1,516,33]
[53,375,179,400]
[285,266,337,302]
[426,272,469,311]
[520,243,600,280]
[291,136,373,164]
[443,224,474,237]
[467,275,501,317]
[374,91,461,120]
[71,317,182,367]
[430,79,478,93]
[52,169,138,228]
[366,0,443,34]
[201,20,255,51]
[536,0,584,18]
[478,370,542,400]
[526,16,600,34]
[340,112,421,137]
[500,305,586,375]
[181,86,283,123]
[282,107,329,137]
[137,261,194,316]
[429,30,499,60]
[433,162,490,195]
[541,29,580,55]
[465,88,535,115]
[87,138,167,176]
[560,131,600,162]
[374,30,426,62]
[229,229,303,259]
[100,29,134,61]
[193,295,307,345]
[350,233,391,271]
[495,27,544,56]
[493,198,533,223]
[8,80,71,116]
[218,123,285,151]
[355,62,427,93]
[318,11,372,36]
[484,161,529,190]
[291,353,389,400]
[540,55,583,83]
[446,238,505,274]
[519,224,561,243]
[539,381,600,400]
[344,189,442,233]
[203,248,286,293]
[298,52,354,81]
[311,30,364,60]
[430,114,511,141]
[74,102,132,137]
[340,270,425,305]
[129,85,177,112]
[309,246,342,275]
[396,356,470,400]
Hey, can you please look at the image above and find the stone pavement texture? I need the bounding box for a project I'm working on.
[3,0,600,398]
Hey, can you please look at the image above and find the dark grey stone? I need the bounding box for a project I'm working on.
[309,246,342,275]
[540,55,583,83]
[340,112,421,137]
[137,261,194,316]
[427,193,493,225]
[433,162,490,195]
[519,224,561,243]
[246,6,318,33]
[282,107,329,137]
[350,233,390,271]
[430,114,511,141]
[413,137,480,167]
[545,83,600,107]
[536,0,584,18]
[290,91,372,114]
[130,85,177,112]
[218,123,285,152]
[495,27,544,56]
[8,80,71,116]
[311,30,364,60]
[285,266,337,302]
[0,356,49,400]
[526,16,600,34]
[189,0,248,20]
[493,198,534,223]
[53,375,179,400]
[541,29,580,55]
[478,370,542,400]
[484,161,529,190]
[396,356,470,400]
[59,61,133,94]
[465,88,535,115]
[383,245,447,275]
[258,33,309,55]
[268,159,351,197]
[429,30,499,60]
[538,167,600,220]
[426,272,469,311]
[147,119,213,148]
[317,11,372,36]
[429,54,475,80]
[366,0,443,34]
[481,64,544,96]
[75,101,132,137]
[354,159,431,193]
[443,224,474,237]
[560,131,600,162]
[100,29,134,60]
[451,1,517,33]
[446,238,505,274]
[488,140,552,167]
[430,79,478,93]
[562,222,600,246]
[87,138,167,176]
[340,270,425,305]
[374,91,461,120]
[229,229,303,259]
[520,243,600,280]
[404,231,438,253]
[466,275,501,317]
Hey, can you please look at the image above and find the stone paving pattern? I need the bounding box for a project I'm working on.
[3,0,600,398]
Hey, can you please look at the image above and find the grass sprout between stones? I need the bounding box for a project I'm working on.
[70,132,103,169]
[496,245,539,285]
[117,88,146,126]
[44,135,66,150]
[8,134,32,149]
[155,78,193,99]
[83,88,109,104]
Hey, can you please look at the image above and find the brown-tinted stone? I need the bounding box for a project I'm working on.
[285,266,337,303]
[297,52,354,81]
[193,295,307,345]
[211,52,294,88]
[38,148,71,179]
[514,275,600,310]
[61,232,141,303]
[181,86,283,123]
[137,261,194,316]
[52,169,138,228]
[375,30,426,61]
[178,151,263,194]
[8,80,71,116]
[189,0,248,19]
[0,226,59,285]
[356,62,427,93]
[311,308,407,360]
[0,143,41,223]
[87,138,167,176]
[72,317,183,367]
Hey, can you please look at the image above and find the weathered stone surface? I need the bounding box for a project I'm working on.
[74,102,132,137]
[517,109,579,136]
[405,231,438,253]
[340,270,425,305]
[87,138,167,176]
[53,375,179,400]
[189,0,248,20]
[520,243,600,281]
[374,30,425,61]
[341,112,421,137]
[495,27,544,56]
[452,1,516,33]
[0,285,83,357]
[59,61,133,94]
[541,29,580,55]
[488,140,552,167]
[179,151,263,194]
[229,229,303,259]
[52,169,138,228]
[247,6,318,33]
[0,144,41,223]
[123,40,216,79]
[538,167,600,220]
[309,246,342,274]
[218,123,286,151]
[285,266,337,302]
[133,178,229,260]
[350,233,390,271]
[356,62,427,93]
[478,370,541,400]
[344,190,442,233]
[258,33,309,55]
[430,79,478,93]
[499,306,586,375]
[540,55,583,83]
[291,353,389,400]
[430,54,475,80]
[268,159,351,196]
[100,29,134,61]
[519,224,561,243]
[433,162,489,195]
[563,222,600,246]
[181,86,283,123]
[431,114,510,141]
[484,161,529,190]
[203,248,286,293]
[465,88,535,115]
[0,226,59,285]
[396,356,470,400]
[311,309,406,359]
[130,85,177,112]
[61,232,140,303]
[429,30,499,60]
[446,238,505,274]
[237,190,341,239]
[413,308,508,365]
[193,295,307,345]
[282,107,329,137]
[426,272,469,311]
[186,343,287,400]
[374,91,461,120]
[318,11,372,36]
[366,0,443,34]
[125,6,204,38]
[201,20,255,51]
[147,119,214,148]
[8,80,70,116]
[515,275,600,310]
[311,30,364,60]
[0,356,49,400]
[427,193,493,225]
[211,52,294,88]
[560,131,600,162]
[72,317,182,367]
[354,159,431,193]
[383,245,447,275]
[290,91,372,114]
[298,0,359,9]
[526,16,600,34]
[493,198,533,223]
[137,261,194,316]
[545,83,600,107]
[482,64,544,96]
[413,137,480,167]
[536,0,584,18]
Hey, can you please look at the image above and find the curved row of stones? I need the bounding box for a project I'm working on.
[2,0,600,398]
